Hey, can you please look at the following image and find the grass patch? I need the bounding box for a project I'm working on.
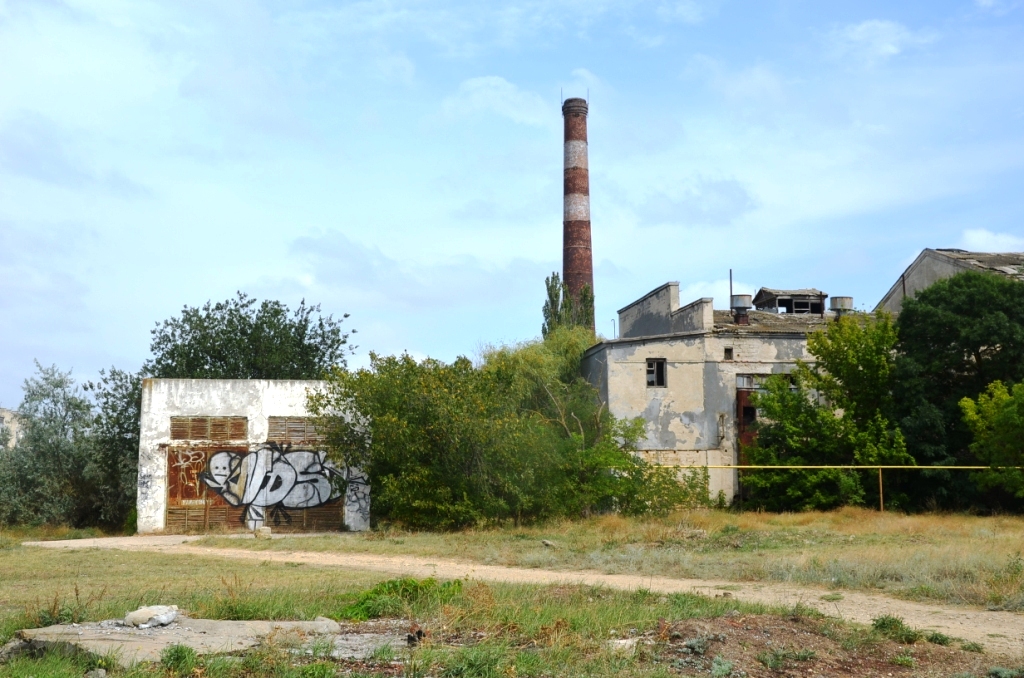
[194,508,1024,608]
[871,615,922,644]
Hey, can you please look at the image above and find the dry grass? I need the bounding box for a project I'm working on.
[0,544,385,643]
[196,508,1024,608]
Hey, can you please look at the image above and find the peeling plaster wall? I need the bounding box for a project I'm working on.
[137,379,349,534]
[581,332,814,502]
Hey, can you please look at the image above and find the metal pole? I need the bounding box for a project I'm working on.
[878,467,884,512]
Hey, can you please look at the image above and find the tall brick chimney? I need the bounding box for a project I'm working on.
[562,97,593,303]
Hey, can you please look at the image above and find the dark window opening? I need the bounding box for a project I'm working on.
[742,406,757,426]
[646,359,666,387]
[724,347,734,361]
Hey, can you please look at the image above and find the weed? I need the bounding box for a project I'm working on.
[369,642,397,662]
[871,615,922,644]
[302,662,338,678]
[819,593,844,602]
[963,641,986,653]
[309,635,335,660]
[440,643,508,677]
[892,650,915,667]
[926,630,952,645]
[756,646,815,670]
[161,644,199,676]
[988,668,1024,678]
[710,655,735,677]
[340,578,462,621]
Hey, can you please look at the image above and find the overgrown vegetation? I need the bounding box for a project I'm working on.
[745,312,913,511]
[0,293,352,530]
[310,326,706,529]
[744,271,1024,512]
[541,272,595,337]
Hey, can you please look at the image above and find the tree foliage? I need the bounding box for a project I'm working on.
[147,291,353,379]
[895,271,1024,507]
[0,364,94,525]
[542,273,595,338]
[745,313,913,511]
[2,293,354,528]
[310,326,705,529]
[961,381,1024,497]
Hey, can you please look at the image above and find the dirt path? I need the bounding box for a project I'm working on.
[25,535,1023,658]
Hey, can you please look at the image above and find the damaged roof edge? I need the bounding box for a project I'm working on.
[616,281,680,314]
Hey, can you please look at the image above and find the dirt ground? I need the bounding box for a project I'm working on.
[24,535,1024,660]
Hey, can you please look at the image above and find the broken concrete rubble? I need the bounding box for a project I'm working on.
[5,616,405,667]
[125,604,178,628]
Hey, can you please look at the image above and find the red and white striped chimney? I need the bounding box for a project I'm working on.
[562,97,593,302]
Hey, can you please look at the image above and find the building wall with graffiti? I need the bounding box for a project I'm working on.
[138,379,369,534]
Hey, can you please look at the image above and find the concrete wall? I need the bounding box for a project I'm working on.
[137,379,368,534]
[876,250,966,313]
[618,283,679,338]
[0,407,21,449]
[581,330,812,502]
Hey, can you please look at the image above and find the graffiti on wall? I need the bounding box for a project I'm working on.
[200,442,358,530]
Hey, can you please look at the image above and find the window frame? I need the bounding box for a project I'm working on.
[646,358,667,388]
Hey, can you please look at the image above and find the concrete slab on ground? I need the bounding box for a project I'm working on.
[10,617,403,667]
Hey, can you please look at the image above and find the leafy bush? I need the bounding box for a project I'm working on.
[744,314,913,511]
[311,327,704,529]
[340,578,462,621]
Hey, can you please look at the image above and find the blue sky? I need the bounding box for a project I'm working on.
[2,0,1024,406]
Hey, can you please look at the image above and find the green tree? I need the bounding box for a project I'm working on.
[745,313,913,511]
[895,271,1024,508]
[147,291,353,379]
[0,364,94,526]
[310,326,701,529]
[83,368,142,529]
[961,381,1024,497]
[542,273,595,337]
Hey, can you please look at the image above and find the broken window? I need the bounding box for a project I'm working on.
[724,347,734,361]
[646,359,666,387]
[742,406,757,426]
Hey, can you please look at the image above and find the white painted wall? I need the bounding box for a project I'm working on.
[136,379,370,533]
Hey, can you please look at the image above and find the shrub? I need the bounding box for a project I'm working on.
[871,615,922,644]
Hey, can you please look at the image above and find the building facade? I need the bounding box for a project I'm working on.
[581,282,832,501]
[137,379,368,534]
[0,407,20,449]
[876,248,1024,314]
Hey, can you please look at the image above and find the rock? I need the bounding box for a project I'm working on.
[85,669,107,678]
[125,605,178,628]
[541,539,557,548]
[256,526,273,539]
[606,637,638,653]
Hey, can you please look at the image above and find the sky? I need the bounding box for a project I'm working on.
[2,0,1024,407]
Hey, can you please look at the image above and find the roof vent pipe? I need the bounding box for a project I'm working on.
[731,294,752,325]
[830,296,853,319]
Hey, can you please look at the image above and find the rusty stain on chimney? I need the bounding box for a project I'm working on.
[562,97,593,304]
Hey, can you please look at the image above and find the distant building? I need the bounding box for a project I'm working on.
[582,282,842,502]
[876,248,1024,314]
[0,408,21,449]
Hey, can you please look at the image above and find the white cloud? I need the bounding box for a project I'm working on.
[826,20,938,66]
[959,229,1024,252]
[442,76,551,126]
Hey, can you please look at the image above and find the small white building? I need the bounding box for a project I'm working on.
[582,282,836,502]
[137,379,368,534]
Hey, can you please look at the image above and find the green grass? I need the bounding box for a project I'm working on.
[194,507,1024,608]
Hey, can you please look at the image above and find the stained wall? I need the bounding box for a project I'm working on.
[137,379,368,534]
